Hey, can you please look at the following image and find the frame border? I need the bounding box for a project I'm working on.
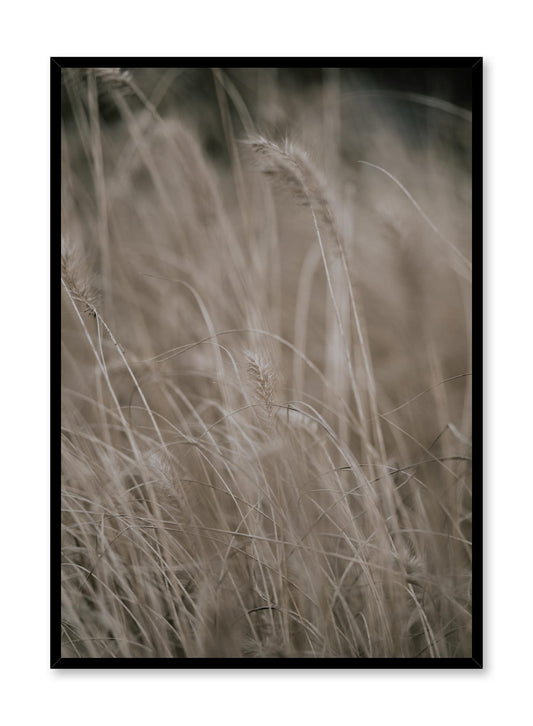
[52,57,482,669]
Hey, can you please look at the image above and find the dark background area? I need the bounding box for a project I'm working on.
[61,63,473,123]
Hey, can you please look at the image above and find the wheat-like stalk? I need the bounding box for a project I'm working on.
[247,137,337,234]
[245,350,277,421]
[249,136,385,452]
[61,235,165,449]
[248,137,366,421]
[89,67,133,88]
[60,236,99,316]
[63,67,134,99]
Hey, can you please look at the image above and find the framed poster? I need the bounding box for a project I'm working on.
[53,58,481,667]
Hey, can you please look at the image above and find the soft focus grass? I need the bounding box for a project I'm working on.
[60,67,472,658]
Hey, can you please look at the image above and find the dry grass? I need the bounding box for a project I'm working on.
[60,67,472,658]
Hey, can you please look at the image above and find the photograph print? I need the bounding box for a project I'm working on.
[55,59,481,666]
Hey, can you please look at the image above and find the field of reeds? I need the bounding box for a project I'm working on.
[59,66,473,659]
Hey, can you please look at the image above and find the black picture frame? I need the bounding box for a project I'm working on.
[53,57,482,669]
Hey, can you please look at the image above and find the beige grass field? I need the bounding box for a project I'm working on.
[60,66,473,658]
